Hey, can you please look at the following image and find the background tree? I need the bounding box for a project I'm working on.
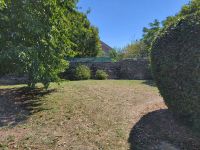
[0,0,100,88]
[142,19,161,54]
[109,49,119,62]
[121,41,147,59]
[121,20,161,60]
[68,11,101,57]
[100,0,200,62]
[109,0,200,61]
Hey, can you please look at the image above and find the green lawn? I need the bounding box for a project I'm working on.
[1,80,198,150]
[0,80,163,149]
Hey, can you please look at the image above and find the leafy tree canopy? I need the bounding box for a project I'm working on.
[142,19,161,54]
[122,41,147,59]
[69,11,101,57]
[0,0,101,88]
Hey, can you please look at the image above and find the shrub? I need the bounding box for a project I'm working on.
[95,70,109,80]
[151,12,200,134]
[74,65,91,80]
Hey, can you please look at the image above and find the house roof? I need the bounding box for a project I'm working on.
[101,41,112,53]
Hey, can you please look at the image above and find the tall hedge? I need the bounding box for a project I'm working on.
[151,12,200,133]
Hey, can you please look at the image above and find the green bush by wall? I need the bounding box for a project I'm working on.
[151,12,200,134]
[95,70,109,80]
[74,65,91,80]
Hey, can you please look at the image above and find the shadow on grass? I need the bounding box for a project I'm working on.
[128,109,200,150]
[0,87,55,127]
[142,80,157,87]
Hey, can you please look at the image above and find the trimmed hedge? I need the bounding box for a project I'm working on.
[151,12,200,133]
[95,70,108,80]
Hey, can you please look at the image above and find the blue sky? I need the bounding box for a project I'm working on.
[78,0,190,48]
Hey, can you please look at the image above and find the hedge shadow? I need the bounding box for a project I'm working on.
[128,109,200,150]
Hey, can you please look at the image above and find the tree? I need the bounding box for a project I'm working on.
[0,0,80,88]
[122,41,147,59]
[109,49,119,61]
[68,10,101,57]
[142,19,161,54]
[0,0,101,88]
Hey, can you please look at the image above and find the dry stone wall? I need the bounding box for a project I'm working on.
[67,59,152,80]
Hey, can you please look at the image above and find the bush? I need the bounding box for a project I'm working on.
[74,65,91,80]
[151,12,200,134]
[95,70,109,80]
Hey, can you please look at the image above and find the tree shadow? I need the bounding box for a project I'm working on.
[0,87,55,127]
[128,109,200,150]
[142,80,157,87]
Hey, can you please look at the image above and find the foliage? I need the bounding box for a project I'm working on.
[109,49,120,62]
[179,0,200,16]
[121,20,160,60]
[74,65,91,80]
[151,12,200,134]
[139,0,200,59]
[68,11,102,57]
[122,41,147,59]
[109,49,118,61]
[95,70,108,80]
[97,49,106,57]
[142,19,161,53]
[162,0,200,28]
[0,0,100,88]
[162,16,178,28]
[107,0,200,61]
[0,0,76,88]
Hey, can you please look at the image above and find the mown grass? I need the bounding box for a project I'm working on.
[0,80,162,150]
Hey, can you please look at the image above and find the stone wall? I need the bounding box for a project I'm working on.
[0,74,28,85]
[66,59,152,80]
